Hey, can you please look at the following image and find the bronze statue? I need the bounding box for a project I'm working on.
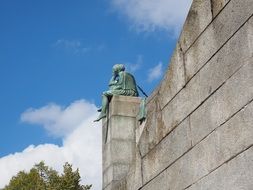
[94,64,139,122]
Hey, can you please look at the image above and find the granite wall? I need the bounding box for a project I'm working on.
[103,0,253,190]
[126,0,253,189]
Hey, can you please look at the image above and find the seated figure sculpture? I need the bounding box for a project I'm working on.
[94,64,139,122]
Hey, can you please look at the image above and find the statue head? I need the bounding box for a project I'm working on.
[112,64,125,75]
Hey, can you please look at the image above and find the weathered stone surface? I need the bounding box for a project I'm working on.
[142,118,192,184]
[103,164,129,188]
[109,96,141,118]
[138,15,253,189]
[103,166,113,188]
[158,43,185,109]
[138,95,165,157]
[114,179,127,190]
[179,0,213,52]
[104,140,135,171]
[126,148,143,190]
[135,120,146,144]
[141,99,253,190]
[103,1,253,190]
[186,147,253,190]
[158,17,253,151]
[104,182,113,190]
[103,116,136,172]
[103,96,139,190]
[108,116,136,141]
[140,170,169,190]
[185,0,253,81]
[104,179,126,190]
[202,100,253,171]
[111,140,135,164]
[103,140,111,173]
[211,0,230,18]
[196,16,253,100]
[191,60,253,145]
[138,1,253,158]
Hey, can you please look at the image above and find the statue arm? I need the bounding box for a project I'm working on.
[109,76,116,86]
[108,72,125,90]
[116,72,125,86]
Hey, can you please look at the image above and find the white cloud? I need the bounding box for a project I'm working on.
[52,39,106,55]
[21,100,96,137]
[0,100,102,190]
[125,55,143,73]
[53,39,91,54]
[110,0,192,35]
[148,62,163,82]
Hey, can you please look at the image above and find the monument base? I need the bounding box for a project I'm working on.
[102,95,141,190]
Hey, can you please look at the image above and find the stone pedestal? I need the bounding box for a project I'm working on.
[102,96,141,190]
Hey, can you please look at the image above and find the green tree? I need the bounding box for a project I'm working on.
[4,161,92,190]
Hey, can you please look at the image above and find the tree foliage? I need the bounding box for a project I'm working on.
[4,161,92,190]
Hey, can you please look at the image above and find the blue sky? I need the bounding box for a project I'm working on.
[0,0,192,189]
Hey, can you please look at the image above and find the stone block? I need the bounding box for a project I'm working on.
[159,17,253,151]
[185,0,253,81]
[103,140,111,172]
[190,60,253,146]
[195,16,253,101]
[142,118,192,184]
[108,116,136,141]
[103,159,131,188]
[140,170,169,190]
[112,164,129,181]
[126,148,143,190]
[109,96,141,118]
[158,43,186,109]
[135,119,146,144]
[102,95,140,190]
[211,0,230,18]
[104,182,113,190]
[111,140,135,164]
[204,100,253,171]
[114,179,127,190]
[104,179,126,190]
[138,95,165,157]
[104,140,136,170]
[103,140,135,189]
[103,165,113,188]
[179,0,213,52]
[141,99,253,190]
[186,147,253,190]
